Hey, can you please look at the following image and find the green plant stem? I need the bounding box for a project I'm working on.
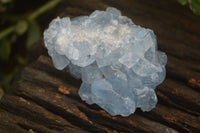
[28,0,61,20]
[0,26,14,40]
[0,0,61,40]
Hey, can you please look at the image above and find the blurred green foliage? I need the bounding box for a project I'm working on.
[178,0,200,15]
[0,0,61,97]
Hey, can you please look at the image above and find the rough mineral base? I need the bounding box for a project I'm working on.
[44,7,167,116]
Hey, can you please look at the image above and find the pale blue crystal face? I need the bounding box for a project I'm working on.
[44,7,167,116]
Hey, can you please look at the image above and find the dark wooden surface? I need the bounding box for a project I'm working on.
[1,0,200,133]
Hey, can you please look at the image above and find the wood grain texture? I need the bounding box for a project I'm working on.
[1,0,200,132]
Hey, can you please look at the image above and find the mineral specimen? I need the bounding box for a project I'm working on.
[43,7,167,116]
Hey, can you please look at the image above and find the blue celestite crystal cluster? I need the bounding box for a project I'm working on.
[44,7,167,116]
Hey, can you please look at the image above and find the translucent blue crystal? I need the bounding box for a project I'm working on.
[44,7,167,116]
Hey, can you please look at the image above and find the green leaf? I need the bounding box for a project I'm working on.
[16,55,26,65]
[10,34,17,43]
[0,0,12,4]
[189,0,200,15]
[0,72,13,91]
[26,20,41,49]
[0,87,4,100]
[177,0,188,5]
[0,38,11,61]
[15,20,28,35]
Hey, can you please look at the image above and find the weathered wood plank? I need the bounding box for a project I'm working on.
[158,79,200,115]
[166,56,200,92]
[1,0,200,132]
[0,94,88,133]
[142,104,200,133]
[0,55,198,132]
[0,108,61,133]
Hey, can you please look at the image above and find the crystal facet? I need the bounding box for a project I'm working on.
[44,7,167,116]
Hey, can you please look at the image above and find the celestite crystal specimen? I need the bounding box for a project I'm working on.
[44,7,167,116]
